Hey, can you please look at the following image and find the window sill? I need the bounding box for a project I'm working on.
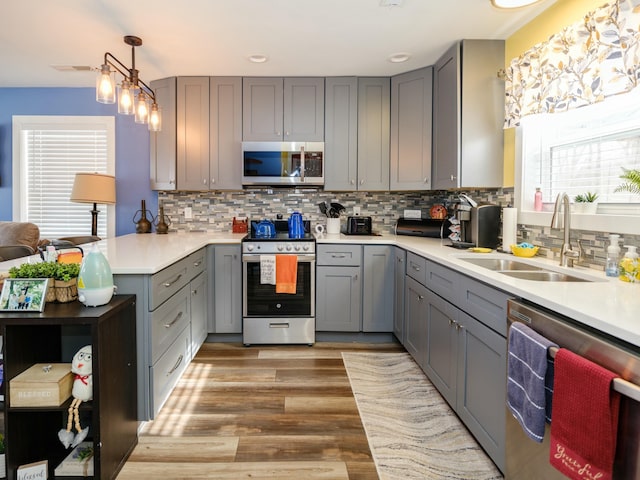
[519,211,640,236]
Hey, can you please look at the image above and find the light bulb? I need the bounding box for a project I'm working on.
[118,80,135,115]
[96,64,115,104]
[149,103,162,132]
[135,91,149,124]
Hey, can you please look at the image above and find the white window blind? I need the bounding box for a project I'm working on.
[12,116,115,239]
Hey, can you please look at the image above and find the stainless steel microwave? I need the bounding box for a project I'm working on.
[242,142,324,186]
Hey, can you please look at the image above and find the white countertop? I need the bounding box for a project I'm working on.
[2,231,639,347]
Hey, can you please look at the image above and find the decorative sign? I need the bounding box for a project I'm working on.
[17,460,48,480]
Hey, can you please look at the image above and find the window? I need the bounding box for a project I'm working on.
[12,116,115,239]
[516,88,640,234]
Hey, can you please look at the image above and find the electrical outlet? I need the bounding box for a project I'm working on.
[184,207,192,219]
[353,206,361,216]
[404,209,422,219]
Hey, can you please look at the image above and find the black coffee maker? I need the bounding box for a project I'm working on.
[453,204,501,249]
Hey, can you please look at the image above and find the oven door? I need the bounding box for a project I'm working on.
[243,253,315,317]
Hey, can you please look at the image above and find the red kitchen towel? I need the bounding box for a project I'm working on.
[275,255,297,294]
[549,348,620,480]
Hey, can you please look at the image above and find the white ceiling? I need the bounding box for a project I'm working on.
[2,0,556,88]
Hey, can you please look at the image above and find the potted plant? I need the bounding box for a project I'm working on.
[53,263,81,303]
[8,262,80,303]
[615,168,640,196]
[9,262,58,302]
[573,192,599,214]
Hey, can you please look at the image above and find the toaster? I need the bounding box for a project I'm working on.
[346,216,372,235]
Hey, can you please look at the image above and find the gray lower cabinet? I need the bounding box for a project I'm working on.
[362,245,394,332]
[390,66,433,190]
[190,271,208,354]
[208,244,242,333]
[402,251,509,472]
[113,247,207,420]
[316,244,362,331]
[393,247,406,342]
[404,276,428,367]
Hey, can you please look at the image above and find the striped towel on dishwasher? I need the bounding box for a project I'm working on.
[507,322,558,443]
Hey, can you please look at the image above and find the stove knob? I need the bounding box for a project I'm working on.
[246,244,254,252]
[286,244,293,251]
[294,244,301,251]
[277,244,284,251]
[302,244,310,251]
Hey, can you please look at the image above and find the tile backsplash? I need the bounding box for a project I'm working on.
[158,187,638,272]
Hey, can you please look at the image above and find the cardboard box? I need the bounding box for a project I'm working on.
[10,363,72,407]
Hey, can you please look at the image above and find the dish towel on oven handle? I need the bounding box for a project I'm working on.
[260,255,276,285]
[507,322,558,443]
[275,254,297,294]
[549,348,621,480]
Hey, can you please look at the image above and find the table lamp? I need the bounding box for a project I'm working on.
[70,173,116,236]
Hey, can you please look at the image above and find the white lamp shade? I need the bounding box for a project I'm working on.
[70,173,116,205]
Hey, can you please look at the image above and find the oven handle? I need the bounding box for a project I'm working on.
[242,254,315,263]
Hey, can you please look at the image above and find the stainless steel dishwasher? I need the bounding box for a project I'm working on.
[506,299,640,479]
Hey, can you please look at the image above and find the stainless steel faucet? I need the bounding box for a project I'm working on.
[551,192,581,267]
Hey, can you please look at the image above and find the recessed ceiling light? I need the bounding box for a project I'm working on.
[380,0,403,6]
[388,53,411,63]
[491,0,542,8]
[248,54,268,63]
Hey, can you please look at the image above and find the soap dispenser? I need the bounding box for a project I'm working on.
[619,245,639,283]
[605,234,621,277]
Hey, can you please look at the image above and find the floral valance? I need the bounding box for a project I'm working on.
[504,1,640,128]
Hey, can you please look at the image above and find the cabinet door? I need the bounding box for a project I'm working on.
[357,77,390,191]
[177,76,210,191]
[404,276,427,368]
[242,77,284,141]
[210,77,242,190]
[362,245,394,332]
[393,247,406,343]
[150,77,177,190]
[424,289,459,409]
[324,77,358,191]
[213,245,242,333]
[190,271,208,356]
[456,310,506,472]
[284,77,325,141]
[316,265,362,331]
[432,42,461,190]
[390,67,433,190]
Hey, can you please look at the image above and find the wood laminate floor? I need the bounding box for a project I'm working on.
[116,342,405,480]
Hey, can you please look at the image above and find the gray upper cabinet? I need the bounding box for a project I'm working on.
[357,77,390,191]
[177,76,210,191]
[150,76,242,191]
[390,67,433,190]
[242,77,324,141]
[432,40,504,189]
[150,77,177,190]
[324,77,358,191]
[210,77,243,190]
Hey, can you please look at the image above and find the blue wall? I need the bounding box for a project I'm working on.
[0,87,157,236]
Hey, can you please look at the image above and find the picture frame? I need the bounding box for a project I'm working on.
[0,278,49,312]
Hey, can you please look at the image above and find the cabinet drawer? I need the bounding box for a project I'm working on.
[187,248,206,280]
[406,252,427,285]
[151,325,190,418]
[426,260,460,305]
[243,317,315,345]
[150,285,191,363]
[458,276,511,337]
[317,244,362,266]
[149,257,190,310]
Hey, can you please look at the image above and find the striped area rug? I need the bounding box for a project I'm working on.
[342,352,503,480]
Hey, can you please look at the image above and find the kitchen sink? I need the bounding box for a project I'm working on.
[460,256,603,282]
[462,258,542,271]
[499,270,591,282]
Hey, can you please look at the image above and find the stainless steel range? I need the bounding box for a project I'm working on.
[242,220,315,346]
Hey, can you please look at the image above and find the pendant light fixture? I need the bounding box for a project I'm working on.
[491,0,542,7]
[96,35,161,131]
